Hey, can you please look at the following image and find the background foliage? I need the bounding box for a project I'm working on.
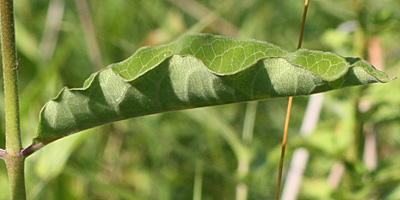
[0,0,399,199]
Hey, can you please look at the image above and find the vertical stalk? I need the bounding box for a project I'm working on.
[236,101,257,200]
[193,160,203,200]
[275,0,309,199]
[347,0,368,164]
[1,0,26,199]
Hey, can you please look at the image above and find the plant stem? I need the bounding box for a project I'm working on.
[275,96,293,200]
[4,155,26,200]
[1,0,27,199]
[275,0,310,199]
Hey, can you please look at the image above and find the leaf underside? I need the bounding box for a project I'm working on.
[32,34,391,145]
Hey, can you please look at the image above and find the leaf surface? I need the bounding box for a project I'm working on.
[32,34,391,145]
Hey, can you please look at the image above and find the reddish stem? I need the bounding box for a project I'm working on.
[275,0,310,200]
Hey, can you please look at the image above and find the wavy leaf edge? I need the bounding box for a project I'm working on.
[31,33,392,146]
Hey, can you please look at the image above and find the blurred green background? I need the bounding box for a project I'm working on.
[0,0,399,199]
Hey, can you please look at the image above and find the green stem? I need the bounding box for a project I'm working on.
[1,0,27,199]
[4,155,26,200]
[346,0,369,164]
[347,89,365,163]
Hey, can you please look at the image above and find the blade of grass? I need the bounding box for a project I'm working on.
[39,0,65,61]
[193,160,203,200]
[75,0,103,69]
[185,109,249,162]
[236,101,258,200]
[242,102,258,144]
[166,0,239,37]
[275,0,310,199]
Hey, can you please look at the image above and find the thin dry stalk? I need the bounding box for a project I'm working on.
[281,94,324,200]
[275,0,310,199]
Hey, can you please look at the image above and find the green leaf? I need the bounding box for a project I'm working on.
[32,34,391,145]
